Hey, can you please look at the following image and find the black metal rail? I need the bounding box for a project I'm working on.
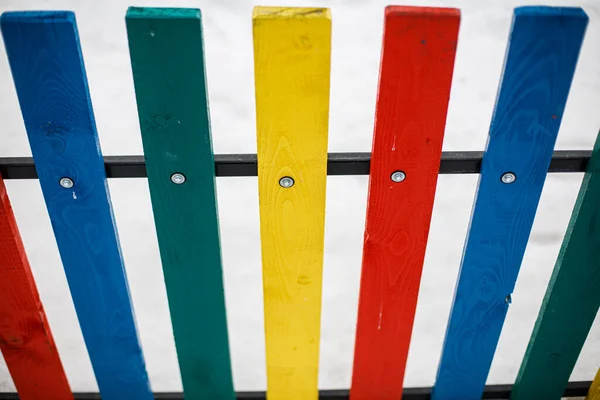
[0,381,592,399]
[0,150,591,179]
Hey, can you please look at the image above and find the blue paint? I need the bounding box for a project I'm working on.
[1,12,152,399]
[432,7,587,400]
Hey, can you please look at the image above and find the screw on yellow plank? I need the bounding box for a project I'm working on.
[253,6,331,400]
[587,369,600,400]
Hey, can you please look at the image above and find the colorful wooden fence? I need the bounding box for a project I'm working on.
[0,5,598,400]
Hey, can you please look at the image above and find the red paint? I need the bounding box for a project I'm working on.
[0,177,73,399]
[350,7,460,400]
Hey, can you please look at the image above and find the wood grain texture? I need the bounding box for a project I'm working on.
[432,7,588,400]
[512,131,600,400]
[253,7,331,400]
[1,12,152,400]
[0,176,73,400]
[586,369,600,400]
[350,7,459,400]
[126,7,234,400]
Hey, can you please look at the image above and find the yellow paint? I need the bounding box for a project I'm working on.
[586,369,600,400]
[253,7,331,400]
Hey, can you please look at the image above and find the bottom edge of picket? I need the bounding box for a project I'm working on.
[0,381,592,400]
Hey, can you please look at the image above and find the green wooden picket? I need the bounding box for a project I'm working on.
[512,131,600,399]
[126,7,235,400]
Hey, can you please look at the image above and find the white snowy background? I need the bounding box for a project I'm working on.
[0,0,599,394]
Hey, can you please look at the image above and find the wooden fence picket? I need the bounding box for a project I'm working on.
[512,131,600,399]
[253,7,331,400]
[586,370,600,400]
[433,7,588,400]
[0,176,73,400]
[1,12,152,400]
[350,6,460,400]
[126,7,235,399]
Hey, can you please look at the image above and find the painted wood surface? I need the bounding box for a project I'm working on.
[512,131,600,400]
[126,7,234,400]
[586,370,600,400]
[253,7,331,400]
[1,12,152,400]
[350,7,459,400]
[0,176,73,400]
[432,7,588,400]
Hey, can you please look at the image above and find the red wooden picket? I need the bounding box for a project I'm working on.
[0,177,73,400]
[350,7,460,400]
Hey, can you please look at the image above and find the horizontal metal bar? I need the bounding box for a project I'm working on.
[0,381,592,399]
[0,151,591,180]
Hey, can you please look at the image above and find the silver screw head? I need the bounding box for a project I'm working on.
[171,173,186,185]
[391,171,406,183]
[279,176,294,188]
[501,172,516,184]
[59,177,74,189]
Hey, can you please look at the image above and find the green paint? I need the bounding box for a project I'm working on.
[126,8,234,399]
[512,131,600,400]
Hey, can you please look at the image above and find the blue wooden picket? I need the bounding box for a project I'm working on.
[0,12,152,400]
[432,7,588,400]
